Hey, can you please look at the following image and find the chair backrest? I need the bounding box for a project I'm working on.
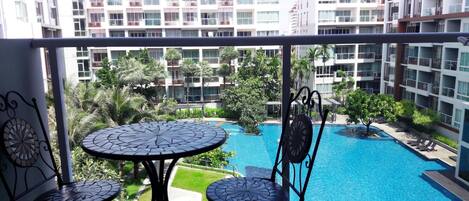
[0,91,61,201]
[270,86,329,201]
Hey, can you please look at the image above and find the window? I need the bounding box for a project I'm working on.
[108,0,122,5]
[166,29,181,37]
[36,2,44,23]
[164,12,179,25]
[127,12,143,25]
[90,30,106,38]
[90,13,105,23]
[256,30,279,36]
[93,52,107,63]
[183,50,199,62]
[237,31,251,37]
[74,19,86,36]
[460,53,469,72]
[201,0,216,5]
[237,0,253,4]
[264,49,279,57]
[203,49,219,64]
[144,11,161,25]
[457,81,469,101]
[109,13,123,25]
[183,12,197,24]
[15,1,28,22]
[76,47,88,57]
[238,49,250,63]
[144,0,159,5]
[201,12,217,25]
[146,29,162,37]
[129,31,146,37]
[316,84,333,93]
[77,60,90,78]
[215,29,233,37]
[455,109,462,128]
[72,0,84,15]
[318,10,335,22]
[237,12,252,25]
[318,27,351,35]
[463,23,469,32]
[111,51,126,63]
[182,30,198,37]
[257,0,278,4]
[149,48,164,60]
[109,30,125,37]
[257,11,279,24]
[218,12,232,25]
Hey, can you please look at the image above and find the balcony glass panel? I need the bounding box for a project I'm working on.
[457,81,469,102]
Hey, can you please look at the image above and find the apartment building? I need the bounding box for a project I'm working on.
[70,0,288,103]
[0,0,75,89]
[381,0,469,186]
[295,0,385,96]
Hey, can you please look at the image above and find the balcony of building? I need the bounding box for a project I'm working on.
[441,75,456,98]
[404,68,417,88]
[183,0,198,7]
[447,19,461,32]
[166,0,179,7]
[415,94,431,109]
[421,20,445,33]
[218,0,233,7]
[444,0,463,14]
[444,48,459,71]
[440,101,454,126]
[129,0,143,6]
[417,71,433,93]
[90,0,104,7]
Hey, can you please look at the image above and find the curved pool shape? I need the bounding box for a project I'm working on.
[218,122,460,201]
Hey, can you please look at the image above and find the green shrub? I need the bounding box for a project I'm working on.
[432,132,458,149]
[157,98,178,115]
[184,148,234,168]
[336,106,346,115]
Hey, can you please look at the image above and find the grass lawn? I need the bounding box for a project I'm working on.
[139,166,228,201]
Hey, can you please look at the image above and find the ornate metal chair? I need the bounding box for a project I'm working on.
[0,91,121,201]
[206,87,329,201]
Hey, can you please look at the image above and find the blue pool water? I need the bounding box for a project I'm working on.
[217,122,460,201]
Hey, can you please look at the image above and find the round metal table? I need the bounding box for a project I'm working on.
[81,121,227,201]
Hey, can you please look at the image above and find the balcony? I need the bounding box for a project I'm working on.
[417,81,432,92]
[408,56,418,65]
[405,79,417,87]
[218,0,233,6]
[419,57,432,67]
[129,0,142,6]
[448,4,463,14]
[167,0,179,6]
[4,33,469,201]
[442,87,455,97]
[359,15,383,22]
[184,0,198,6]
[444,60,457,71]
[422,7,442,16]
[185,77,201,83]
[91,0,104,7]
[356,71,374,77]
[335,53,355,60]
[88,22,102,27]
[336,16,355,23]
[358,52,375,61]
[440,112,453,125]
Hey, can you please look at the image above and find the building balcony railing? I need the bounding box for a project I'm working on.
[356,71,374,77]
[448,4,463,14]
[165,20,179,26]
[202,19,217,25]
[336,16,355,23]
[184,0,198,7]
[167,0,179,6]
[419,57,432,67]
[441,87,455,97]
[392,12,399,21]
[444,60,457,71]
[335,53,355,60]
[218,0,233,6]
[109,19,123,26]
[204,77,220,83]
[405,79,417,87]
[423,7,442,16]
[457,93,469,102]
[460,65,469,72]
[408,56,418,65]
[359,16,383,22]
[129,0,142,6]
[334,71,354,78]
[185,77,201,83]
[417,81,432,92]
[440,112,453,125]
[204,94,220,101]
[357,52,375,59]
[431,85,440,95]
[91,0,104,7]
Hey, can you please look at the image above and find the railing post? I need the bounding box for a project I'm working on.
[48,48,73,183]
[281,44,291,199]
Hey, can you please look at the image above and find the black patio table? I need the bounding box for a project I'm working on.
[81,121,227,201]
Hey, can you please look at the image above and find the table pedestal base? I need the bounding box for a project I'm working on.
[142,158,179,201]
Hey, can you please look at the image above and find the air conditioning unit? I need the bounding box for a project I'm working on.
[134,21,139,26]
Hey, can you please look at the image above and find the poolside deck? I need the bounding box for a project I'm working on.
[424,170,469,201]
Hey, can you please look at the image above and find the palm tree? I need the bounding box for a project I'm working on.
[292,57,311,89]
[220,47,239,86]
[164,48,182,99]
[218,63,231,90]
[180,59,199,103]
[198,61,214,117]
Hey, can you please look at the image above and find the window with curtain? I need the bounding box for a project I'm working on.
[257,11,279,24]
[457,81,469,101]
[237,11,253,25]
[460,52,469,72]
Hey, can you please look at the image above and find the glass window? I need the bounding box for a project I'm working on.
[148,48,164,60]
[257,0,278,4]
[457,81,469,101]
[76,47,88,57]
[237,0,253,4]
[108,0,122,5]
[183,12,197,24]
[144,0,159,5]
[110,51,126,63]
[109,30,125,37]
[183,50,199,62]
[455,109,462,128]
[35,2,44,23]
[166,29,181,37]
[201,12,217,25]
[109,13,123,25]
[256,30,279,36]
[90,13,105,23]
[460,52,469,72]
[74,19,86,36]
[318,10,335,22]
[127,12,143,24]
[257,11,279,24]
[264,49,279,57]
[93,52,107,63]
[237,31,251,37]
[72,0,85,16]
[129,31,146,37]
[15,1,28,22]
[237,11,252,25]
[203,49,219,64]
[164,12,179,24]
[317,84,333,93]
[201,0,216,5]
[182,30,198,37]
[218,12,233,25]
[77,60,90,78]
[458,146,469,182]
[146,29,162,37]
[144,11,161,25]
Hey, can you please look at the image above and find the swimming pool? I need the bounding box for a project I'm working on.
[216,122,460,201]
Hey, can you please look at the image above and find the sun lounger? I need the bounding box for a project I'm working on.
[417,140,433,151]
[420,141,437,152]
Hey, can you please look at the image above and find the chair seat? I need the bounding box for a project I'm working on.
[35,180,121,201]
[206,177,286,201]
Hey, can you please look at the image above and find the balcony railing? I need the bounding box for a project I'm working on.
[357,52,375,59]
[444,60,457,70]
[405,79,417,87]
[448,4,462,13]
[357,71,374,77]
[440,112,453,125]
[336,16,355,22]
[460,65,469,72]
[408,56,418,65]
[185,77,201,83]
[25,32,469,186]
[441,87,455,97]
[457,93,469,102]
[417,81,432,92]
[335,53,355,60]
[431,85,440,94]
[419,57,432,67]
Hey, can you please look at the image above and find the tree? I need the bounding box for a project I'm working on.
[345,90,397,135]
[95,58,118,88]
[218,63,232,90]
[332,70,354,104]
[412,109,439,132]
[220,47,239,86]
[292,56,311,89]
[72,147,119,181]
[395,100,416,120]
[164,48,182,98]
[157,98,178,116]
[180,59,199,103]
[198,61,214,117]
[184,148,234,168]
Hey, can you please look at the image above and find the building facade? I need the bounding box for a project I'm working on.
[381,0,469,186]
[294,0,385,96]
[70,0,288,103]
